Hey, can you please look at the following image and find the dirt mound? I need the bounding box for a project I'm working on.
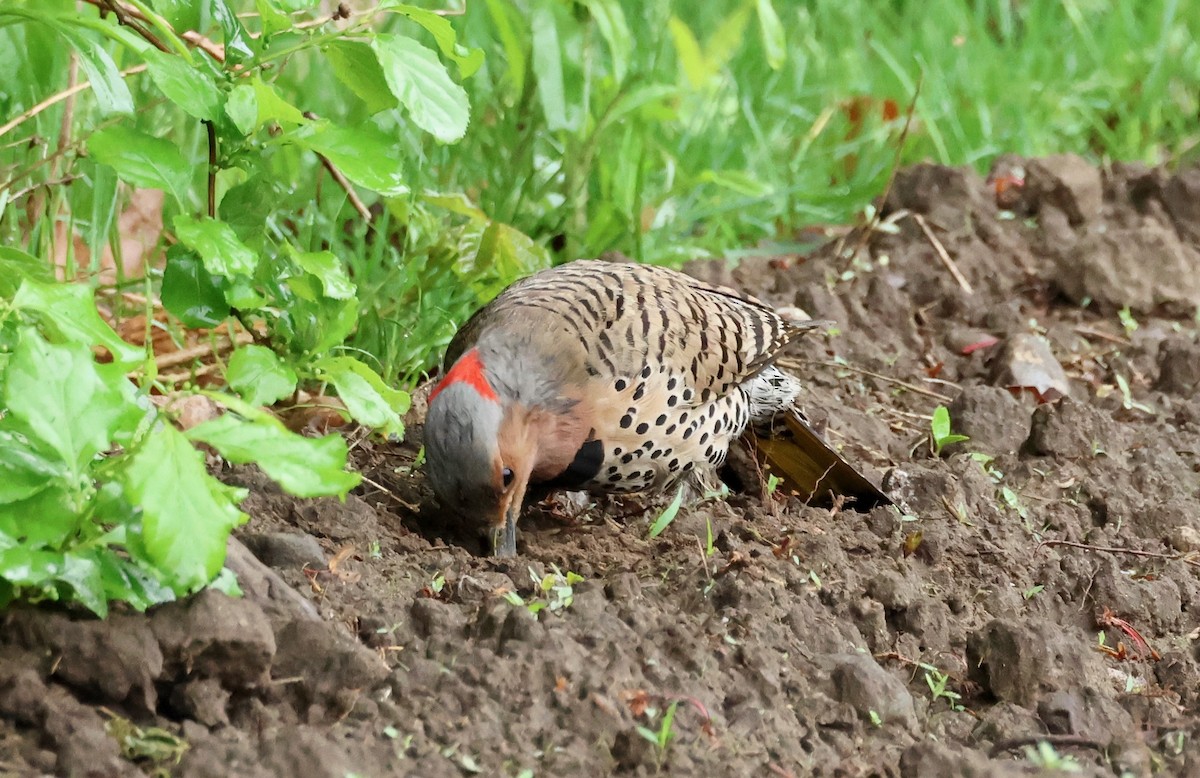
[3,157,1200,777]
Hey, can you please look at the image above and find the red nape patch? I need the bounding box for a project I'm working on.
[429,348,498,406]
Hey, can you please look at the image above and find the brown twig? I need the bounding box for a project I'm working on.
[989,734,1105,758]
[911,212,974,295]
[839,73,924,271]
[1038,539,1200,569]
[203,119,217,218]
[302,111,374,224]
[95,0,171,53]
[146,330,255,372]
[779,357,953,402]
[0,65,147,140]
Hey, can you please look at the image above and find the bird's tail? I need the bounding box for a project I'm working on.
[748,408,891,511]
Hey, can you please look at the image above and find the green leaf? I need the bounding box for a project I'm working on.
[119,425,247,592]
[0,545,107,616]
[12,278,143,367]
[580,0,631,82]
[0,484,81,548]
[87,125,191,206]
[226,345,298,407]
[254,0,292,36]
[931,405,952,441]
[483,0,526,93]
[187,412,360,497]
[288,122,407,195]
[161,247,231,328]
[251,77,307,126]
[55,24,134,115]
[668,16,709,88]
[313,356,409,439]
[1,330,138,475]
[371,34,470,144]
[173,215,258,278]
[210,0,255,62]
[379,3,485,78]
[648,487,684,538]
[289,248,356,300]
[325,41,397,115]
[0,430,66,504]
[754,0,787,70]
[530,2,570,130]
[141,47,223,120]
[224,84,258,135]
[0,247,54,299]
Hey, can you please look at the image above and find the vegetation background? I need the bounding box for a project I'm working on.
[0,0,1197,612]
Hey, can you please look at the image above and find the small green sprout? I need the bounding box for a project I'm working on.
[1023,741,1081,772]
[636,700,679,763]
[1022,584,1044,600]
[649,487,685,538]
[1117,306,1138,336]
[930,406,969,456]
[503,566,584,615]
[923,667,964,711]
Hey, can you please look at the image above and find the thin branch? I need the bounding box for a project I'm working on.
[203,119,217,218]
[0,65,147,140]
[912,212,974,295]
[1038,539,1200,569]
[778,357,954,402]
[989,734,1105,758]
[839,73,924,271]
[302,111,373,224]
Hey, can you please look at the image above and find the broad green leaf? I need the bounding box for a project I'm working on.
[530,2,569,130]
[12,279,143,367]
[226,345,297,407]
[668,16,710,88]
[161,248,230,327]
[224,84,258,135]
[2,330,135,475]
[649,487,684,538]
[187,412,360,497]
[0,247,54,299]
[254,0,291,36]
[289,248,355,300]
[119,425,246,592]
[0,483,80,548]
[483,0,526,93]
[698,169,773,197]
[210,0,255,62]
[55,24,133,115]
[0,430,66,504]
[580,0,631,82]
[371,34,470,143]
[250,77,306,126]
[313,356,409,438]
[324,41,397,115]
[173,215,258,278]
[154,0,199,33]
[289,123,407,195]
[141,47,223,120]
[379,3,485,78]
[54,551,107,617]
[707,5,753,71]
[0,546,100,612]
[96,551,176,612]
[87,125,191,206]
[755,0,786,70]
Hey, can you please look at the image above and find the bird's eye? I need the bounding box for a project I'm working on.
[502,467,515,488]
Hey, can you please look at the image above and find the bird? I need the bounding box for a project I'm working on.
[423,259,889,556]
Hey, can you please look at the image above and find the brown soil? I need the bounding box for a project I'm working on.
[4,156,1200,777]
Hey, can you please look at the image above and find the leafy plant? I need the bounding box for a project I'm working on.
[635,700,679,764]
[503,565,584,615]
[648,486,685,538]
[929,405,969,456]
[923,666,964,711]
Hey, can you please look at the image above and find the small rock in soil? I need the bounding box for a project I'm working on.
[1156,334,1200,395]
[1024,153,1104,225]
[988,333,1070,402]
[240,531,326,569]
[169,678,231,728]
[946,385,1032,457]
[825,653,917,729]
[270,618,389,713]
[151,589,276,689]
[1026,397,1120,458]
[3,610,162,712]
[967,620,1048,707]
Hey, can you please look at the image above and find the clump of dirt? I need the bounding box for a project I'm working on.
[3,155,1200,777]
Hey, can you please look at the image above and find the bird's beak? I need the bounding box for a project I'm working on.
[490,500,519,557]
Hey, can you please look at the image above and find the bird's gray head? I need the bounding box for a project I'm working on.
[423,348,532,556]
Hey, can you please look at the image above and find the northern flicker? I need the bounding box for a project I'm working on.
[424,260,888,556]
